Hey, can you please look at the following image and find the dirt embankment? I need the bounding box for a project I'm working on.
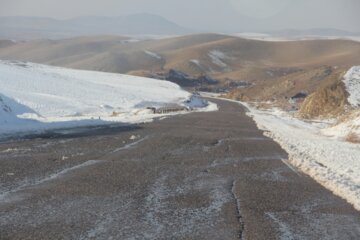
[298,71,348,119]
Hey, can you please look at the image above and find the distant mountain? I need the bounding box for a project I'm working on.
[268,28,360,38]
[0,14,190,40]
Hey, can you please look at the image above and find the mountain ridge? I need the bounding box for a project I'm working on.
[0,14,190,40]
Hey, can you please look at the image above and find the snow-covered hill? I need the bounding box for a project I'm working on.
[0,60,214,137]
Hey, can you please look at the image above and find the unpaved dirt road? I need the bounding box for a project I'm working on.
[1,99,359,240]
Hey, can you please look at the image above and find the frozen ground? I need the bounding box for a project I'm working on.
[242,103,360,211]
[0,60,216,138]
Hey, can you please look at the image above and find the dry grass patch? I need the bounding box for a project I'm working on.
[345,132,360,144]
[298,71,348,119]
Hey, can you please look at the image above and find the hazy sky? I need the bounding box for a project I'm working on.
[0,0,359,32]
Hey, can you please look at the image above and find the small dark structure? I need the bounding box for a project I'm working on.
[155,106,188,114]
[147,105,188,114]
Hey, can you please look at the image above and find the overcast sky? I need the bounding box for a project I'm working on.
[0,0,359,32]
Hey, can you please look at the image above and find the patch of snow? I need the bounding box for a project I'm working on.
[322,111,360,140]
[343,66,360,107]
[185,96,218,112]
[190,59,202,68]
[129,135,138,140]
[144,50,162,60]
[190,59,200,65]
[208,50,229,68]
[242,103,360,211]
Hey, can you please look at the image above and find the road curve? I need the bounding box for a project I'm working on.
[0,98,359,239]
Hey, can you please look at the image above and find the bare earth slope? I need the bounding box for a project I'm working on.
[1,34,360,76]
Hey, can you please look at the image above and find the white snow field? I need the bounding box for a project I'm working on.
[243,104,360,211]
[0,60,216,137]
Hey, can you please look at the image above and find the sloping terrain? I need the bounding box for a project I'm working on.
[297,70,348,118]
[1,34,360,96]
[1,33,360,114]
[319,67,360,141]
[1,34,360,76]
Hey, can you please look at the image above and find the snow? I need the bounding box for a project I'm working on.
[144,50,162,60]
[190,59,202,68]
[322,111,360,140]
[0,60,216,138]
[242,103,360,211]
[232,33,360,43]
[321,66,360,140]
[343,66,360,107]
[190,59,200,65]
[208,50,230,68]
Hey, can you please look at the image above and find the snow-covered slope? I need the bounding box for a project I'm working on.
[344,66,360,107]
[0,60,213,137]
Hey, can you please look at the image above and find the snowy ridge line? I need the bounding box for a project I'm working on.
[0,160,103,202]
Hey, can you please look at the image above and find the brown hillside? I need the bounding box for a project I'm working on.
[298,71,349,119]
[1,34,360,77]
[1,34,360,109]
